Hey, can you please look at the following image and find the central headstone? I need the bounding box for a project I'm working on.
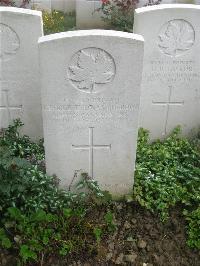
[134,5,200,140]
[39,30,144,196]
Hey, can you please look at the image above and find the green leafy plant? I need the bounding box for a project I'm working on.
[1,118,199,260]
[104,211,116,232]
[98,0,138,32]
[0,146,71,213]
[76,173,112,206]
[0,120,80,213]
[42,10,76,35]
[19,244,37,264]
[2,207,78,263]
[0,120,116,263]
[0,203,114,263]
[184,207,200,249]
[0,228,12,248]
[0,119,44,163]
[134,127,200,248]
[93,227,103,244]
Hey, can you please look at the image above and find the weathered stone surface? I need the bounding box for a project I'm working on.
[31,0,52,11]
[51,0,65,11]
[39,30,144,196]
[76,0,107,29]
[15,0,51,11]
[134,4,200,140]
[0,7,43,139]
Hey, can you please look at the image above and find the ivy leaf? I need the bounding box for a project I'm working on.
[0,229,12,248]
[20,245,37,262]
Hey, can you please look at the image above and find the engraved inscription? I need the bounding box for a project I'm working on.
[44,97,137,126]
[144,60,200,84]
[152,86,184,135]
[158,19,195,57]
[68,47,116,93]
[72,127,111,178]
[0,23,20,61]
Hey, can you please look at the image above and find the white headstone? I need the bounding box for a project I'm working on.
[14,0,51,10]
[51,0,76,12]
[0,7,43,139]
[64,0,76,12]
[39,30,144,197]
[51,0,64,11]
[31,0,52,11]
[136,0,176,8]
[134,4,200,140]
[76,0,107,29]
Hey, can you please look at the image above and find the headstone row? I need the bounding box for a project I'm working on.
[76,0,200,30]
[11,0,76,12]
[0,5,199,197]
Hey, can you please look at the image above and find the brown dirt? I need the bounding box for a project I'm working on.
[1,202,200,266]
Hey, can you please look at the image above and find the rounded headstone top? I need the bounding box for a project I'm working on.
[0,7,42,17]
[38,30,144,44]
[135,4,200,14]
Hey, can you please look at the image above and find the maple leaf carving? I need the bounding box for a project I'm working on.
[158,20,194,57]
[68,48,115,93]
[0,24,19,60]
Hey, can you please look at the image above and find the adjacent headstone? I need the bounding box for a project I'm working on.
[52,0,76,13]
[31,0,52,11]
[39,30,144,196]
[51,0,64,11]
[64,0,76,12]
[76,0,107,29]
[134,4,200,140]
[136,0,176,8]
[0,7,43,139]
[13,0,51,10]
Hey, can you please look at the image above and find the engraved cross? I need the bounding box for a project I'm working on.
[0,90,22,125]
[152,86,184,135]
[72,127,111,178]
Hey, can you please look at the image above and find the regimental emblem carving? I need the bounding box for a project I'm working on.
[68,47,116,93]
[0,23,20,61]
[158,19,195,57]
